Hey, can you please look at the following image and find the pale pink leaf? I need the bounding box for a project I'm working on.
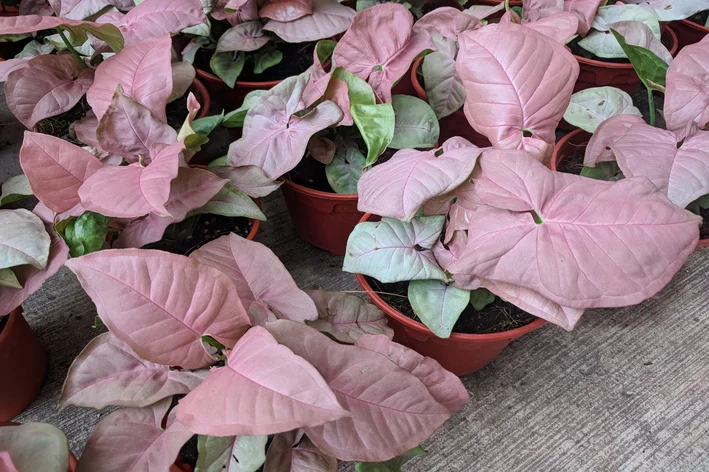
[262,0,355,43]
[290,437,337,472]
[448,150,701,310]
[521,0,563,22]
[523,11,579,44]
[565,0,604,36]
[190,233,318,324]
[76,399,193,472]
[74,112,103,150]
[413,7,481,41]
[259,0,312,22]
[332,3,433,103]
[456,23,579,161]
[0,423,70,472]
[175,326,349,436]
[59,333,208,410]
[20,132,103,213]
[0,58,29,82]
[665,39,709,140]
[463,3,505,20]
[5,55,94,129]
[169,62,195,104]
[0,209,50,270]
[266,320,467,462]
[306,290,393,343]
[0,451,18,472]
[324,77,353,126]
[209,165,282,198]
[87,35,173,121]
[216,21,270,53]
[227,73,343,179]
[357,137,481,221]
[0,15,105,34]
[65,249,250,369]
[584,114,645,166]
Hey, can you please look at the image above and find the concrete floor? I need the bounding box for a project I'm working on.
[2,89,709,471]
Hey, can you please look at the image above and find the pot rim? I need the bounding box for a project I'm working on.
[574,25,679,68]
[354,212,547,341]
[281,177,358,201]
[195,67,282,89]
[411,57,427,101]
[678,18,709,34]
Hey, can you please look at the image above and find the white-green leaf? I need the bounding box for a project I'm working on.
[343,216,447,283]
[422,51,465,120]
[591,5,661,37]
[389,95,440,150]
[622,0,707,22]
[222,90,268,127]
[325,146,366,194]
[196,435,267,472]
[189,182,266,221]
[210,51,246,88]
[0,423,70,472]
[0,268,21,289]
[15,40,55,59]
[351,102,395,167]
[563,86,642,133]
[0,174,33,206]
[408,280,469,338]
[0,209,50,270]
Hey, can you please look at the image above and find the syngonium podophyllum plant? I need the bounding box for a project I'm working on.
[180,0,355,88]
[60,233,467,471]
[581,36,709,221]
[342,22,701,338]
[0,423,72,472]
[0,0,208,129]
[17,35,265,255]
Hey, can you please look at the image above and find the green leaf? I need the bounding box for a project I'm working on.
[222,89,268,127]
[610,28,669,88]
[210,51,246,88]
[191,111,225,136]
[59,23,123,52]
[0,268,21,289]
[332,67,376,106]
[56,211,111,258]
[0,174,33,206]
[326,146,366,194]
[469,287,495,311]
[184,133,210,151]
[389,95,440,149]
[201,334,226,352]
[697,194,709,209]
[687,194,709,214]
[351,102,395,167]
[92,315,104,329]
[355,446,425,472]
[189,182,266,221]
[580,161,622,181]
[316,39,337,64]
[253,49,283,74]
[208,156,229,167]
[408,280,469,338]
[0,34,30,43]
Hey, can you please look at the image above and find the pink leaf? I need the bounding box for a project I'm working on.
[307,137,336,165]
[0,15,104,34]
[332,3,432,103]
[175,326,349,436]
[290,437,337,472]
[448,150,701,311]
[413,7,481,41]
[266,320,467,462]
[262,0,355,44]
[65,249,250,369]
[0,58,29,82]
[96,88,177,162]
[259,0,312,22]
[79,140,182,218]
[0,451,18,472]
[456,23,579,161]
[87,35,173,121]
[522,11,579,44]
[227,73,343,179]
[76,399,193,472]
[190,233,318,324]
[357,137,482,221]
[215,21,270,53]
[665,38,709,140]
[209,165,283,198]
[324,77,353,126]
[522,0,563,22]
[74,112,103,151]
[59,333,207,410]
[584,114,645,166]
[5,55,94,129]
[564,0,604,36]
[20,131,103,213]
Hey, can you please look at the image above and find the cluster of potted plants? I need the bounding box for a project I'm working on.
[0,0,707,469]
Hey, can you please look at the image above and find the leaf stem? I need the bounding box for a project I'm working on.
[647,87,655,126]
[57,28,87,70]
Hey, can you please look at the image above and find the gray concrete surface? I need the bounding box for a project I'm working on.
[2,88,709,471]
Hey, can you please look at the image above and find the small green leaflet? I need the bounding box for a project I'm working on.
[191,111,225,136]
[0,268,21,289]
[325,146,366,194]
[92,315,104,329]
[210,51,246,88]
[470,287,495,311]
[316,39,337,65]
[610,29,669,88]
[580,161,622,181]
[55,212,111,258]
[208,156,229,167]
[253,48,283,74]
[686,194,709,215]
[355,446,425,472]
[352,103,395,167]
[222,89,268,128]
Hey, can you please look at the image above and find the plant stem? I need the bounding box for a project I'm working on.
[647,86,655,126]
[57,29,87,70]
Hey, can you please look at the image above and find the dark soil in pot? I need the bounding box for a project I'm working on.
[700,207,709,241]
[34,97,90,146]
[569,30,676,63]
[144,214,253,255]
[364,276,537,334]
[166,94,191,130]
[557,148,585,175]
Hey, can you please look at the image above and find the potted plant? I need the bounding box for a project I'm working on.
[60,233,468,470]
[0,199,69,420]
[177,0,356,110]
[0,422,77,471]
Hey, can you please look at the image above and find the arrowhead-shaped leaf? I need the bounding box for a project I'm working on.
[413,6,481,40]
[584,113,645,166]
[407,280,469,338]
[564,86,642,133]
[665,38,709,140]
[176,326,349,436]
[389,95,439,150]
[191,233,318,324]
[343,215,447,283]
[522,11,579,44]
[19,131,103,213]
[564,0,604,36]
[325,145,365,194]
[0,423,70,472]
[65,249,251,369]
[216,21,269,53]
[421,50,466,120]
[263,0,355,43]
[196,435,267,472]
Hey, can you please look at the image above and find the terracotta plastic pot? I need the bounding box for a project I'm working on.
[0,5,18,16]
[0,422,78,471]
[672,19,708,49]
[354,213,546,376]
[280,179,361,256]
[0,308,48,421]
[410,57,491,147]
[574,26,679,93]
[551,129,709,249]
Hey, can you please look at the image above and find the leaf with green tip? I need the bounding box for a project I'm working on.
[610,27,669,88]
[0,174,32,206]
[58,23,124,52]
[389,95,439,149]
[351,103,395,167]
[196,435,267,472]
[325,146,365,194]
[191,111,225,136]
[253,48,283,74]
[0,268,21,289]
[343,216,447,283]
[210,51,245,88]
[408,280,469,338]
[55,211,110,258]
[222,89,268,127]
[469,287,495,311]
[189,181,266,221]
[355,446,425,472]
[580,161,622,181]
[316,39,337,64]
